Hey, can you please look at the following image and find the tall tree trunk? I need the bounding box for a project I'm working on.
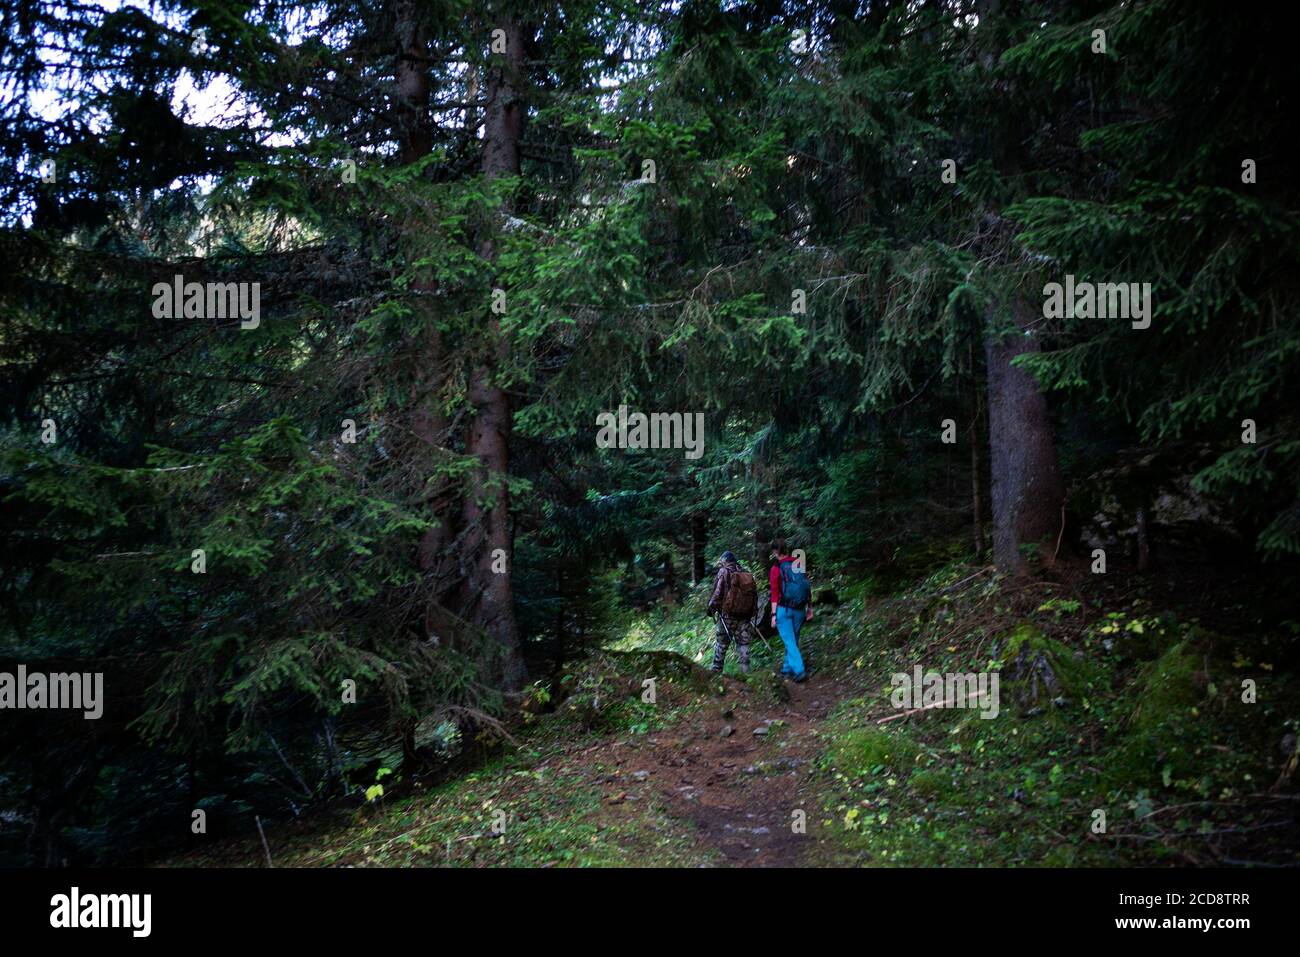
[394,1,432,167]
[462,17,527,692]
[984,296,1066,573]
[394,0,453,770]
[395,0,458,637]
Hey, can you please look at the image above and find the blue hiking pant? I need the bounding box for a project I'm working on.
[775,605,806,679]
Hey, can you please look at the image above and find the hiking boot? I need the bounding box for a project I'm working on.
[793,672,808,683]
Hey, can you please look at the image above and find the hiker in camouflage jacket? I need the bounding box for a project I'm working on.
[707,550,757,674]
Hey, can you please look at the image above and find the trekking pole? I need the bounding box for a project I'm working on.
[699,612,723,660]
[711,612,747,663]
[719,610,777,663]
[753,598,780,656]
[713,612,744,672]
[758,613,780,657]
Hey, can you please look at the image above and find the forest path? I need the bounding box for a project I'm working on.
[591,665,860,866]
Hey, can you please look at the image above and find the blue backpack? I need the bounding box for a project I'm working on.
[778,559,811,610]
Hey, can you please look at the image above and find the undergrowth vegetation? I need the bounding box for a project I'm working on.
[168,547,1300,868]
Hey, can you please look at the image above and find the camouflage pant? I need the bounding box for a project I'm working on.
[712,615,754,673]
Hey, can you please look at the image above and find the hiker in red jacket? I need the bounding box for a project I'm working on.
[769,539,813,682]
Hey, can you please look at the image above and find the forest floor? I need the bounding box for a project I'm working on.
[163,559,1300,868]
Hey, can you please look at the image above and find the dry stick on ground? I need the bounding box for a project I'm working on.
[1109,822,1289,840]
[888,565,998,655]
[877,698,961,724]
[255,815,274,868]
[301,820,429,867]
[1143,793,1300,817]
[937,565,996,594]
[1052,505,1066,563]
[932,594,995,648]
[1217,856,1300,868]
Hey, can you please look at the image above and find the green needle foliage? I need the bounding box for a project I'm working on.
[0,0,1295,865]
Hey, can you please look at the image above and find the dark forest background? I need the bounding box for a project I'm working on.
[1,0,1298,867]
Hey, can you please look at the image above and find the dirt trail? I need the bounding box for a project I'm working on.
[592,669,858,866]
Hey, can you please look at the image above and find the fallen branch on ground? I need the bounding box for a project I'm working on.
[877,698,958,724]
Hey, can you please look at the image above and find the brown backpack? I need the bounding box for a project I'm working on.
[721,567,757,618]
